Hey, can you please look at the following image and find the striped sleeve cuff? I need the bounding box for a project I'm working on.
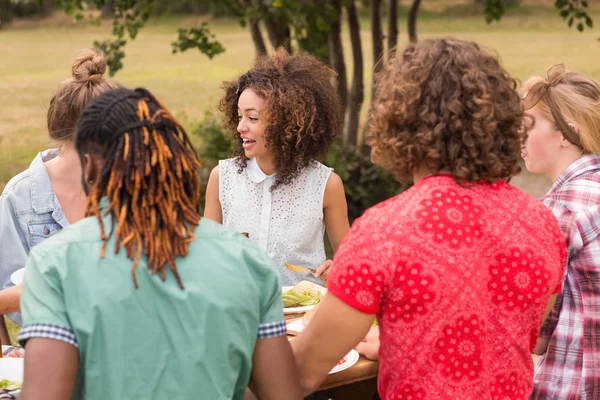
[18,323,78,348]
[257,320,286,339]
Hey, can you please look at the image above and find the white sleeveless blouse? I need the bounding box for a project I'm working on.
[219,158,332,286]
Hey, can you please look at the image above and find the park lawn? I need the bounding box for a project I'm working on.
[1,4,600,190]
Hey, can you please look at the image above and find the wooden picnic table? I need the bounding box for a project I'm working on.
[285,312,379,398]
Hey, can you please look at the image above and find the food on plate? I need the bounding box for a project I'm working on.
[337,356,348,366]
[282,280,324,308]
[0,379,21,390]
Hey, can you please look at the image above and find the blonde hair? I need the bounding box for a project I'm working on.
[522,69,600,155]
[47,50,120,143]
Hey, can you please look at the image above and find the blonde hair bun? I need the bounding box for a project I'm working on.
[47,50,120,142]
[72,49,107,84]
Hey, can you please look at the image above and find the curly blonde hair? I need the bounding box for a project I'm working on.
[219,48,340,189]
[367,38,523,184]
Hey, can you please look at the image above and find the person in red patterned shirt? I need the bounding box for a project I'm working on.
[291,38,567,400]
[521,65,600,399]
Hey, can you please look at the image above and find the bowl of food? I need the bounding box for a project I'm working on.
[282,280,327,314]
[0,357,23,396]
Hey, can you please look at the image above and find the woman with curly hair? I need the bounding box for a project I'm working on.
[204,49,349,285]
[520,65,600,399]
[292,38,567,399]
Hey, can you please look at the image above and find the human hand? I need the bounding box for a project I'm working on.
[3,347,24,358]
[355,325,379,361]
[0,285,21,315]
[313,260,333,282]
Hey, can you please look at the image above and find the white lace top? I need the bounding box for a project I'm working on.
[219,158,332,286]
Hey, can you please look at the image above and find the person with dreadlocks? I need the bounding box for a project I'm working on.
[204,49,350,285]
[17,88,301,400]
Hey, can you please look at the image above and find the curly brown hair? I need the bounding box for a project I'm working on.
[219,48,340,189]
[367,38,523,184]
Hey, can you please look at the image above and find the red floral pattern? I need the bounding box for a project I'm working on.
[488,247,553,311]
[416,187,484,250]
[391,385,427,400]
[336,262,386,310]
[434,315,485,382]
[383,261,437,324]
[490,372,527,400]
[327,175,566,400]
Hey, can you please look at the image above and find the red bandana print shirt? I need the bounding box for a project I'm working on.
[328,175,566,400]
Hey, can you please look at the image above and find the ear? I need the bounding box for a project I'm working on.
[81,153,103,194]
[560,123,580,148]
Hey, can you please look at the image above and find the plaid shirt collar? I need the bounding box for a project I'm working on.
[549,154,600,193]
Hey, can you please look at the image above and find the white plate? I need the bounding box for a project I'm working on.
[10,268,25,286]
[0,357,23,393]
[286,317,305,334]
[282,285,327,314]
[329,349,359,374]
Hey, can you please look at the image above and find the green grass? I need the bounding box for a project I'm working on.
[1,5,599,190]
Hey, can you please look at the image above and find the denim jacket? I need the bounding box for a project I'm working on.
[0,149,70,324]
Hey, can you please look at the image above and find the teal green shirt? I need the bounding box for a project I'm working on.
[19,206,285,400]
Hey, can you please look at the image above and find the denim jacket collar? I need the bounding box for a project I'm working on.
[28,149,70,228]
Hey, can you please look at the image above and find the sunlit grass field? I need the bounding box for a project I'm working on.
[1,3,599,192]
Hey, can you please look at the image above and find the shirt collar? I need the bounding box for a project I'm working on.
[549,154,600,193]
[28,149,61,214]
[246,158,275,183]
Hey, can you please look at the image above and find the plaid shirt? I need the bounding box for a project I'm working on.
[531,154,600,400]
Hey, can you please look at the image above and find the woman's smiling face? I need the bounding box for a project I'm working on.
[237,88,268,160]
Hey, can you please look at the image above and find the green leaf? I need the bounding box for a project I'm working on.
[577,22,584,32]
[554,0,568,8]
[171,24,226,59]
[93,38,127,76]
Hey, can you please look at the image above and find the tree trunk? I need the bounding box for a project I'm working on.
[100,4,112,19]
[371,0,384,77]
[0,0,9,28]
[328,0,347,133]
[242,0,267,57]
[408,0,422,43]
[43,0,54,17]
[249,19,268,57]
[345,0,364,147]
[259,2,292,53]
[387,0,398,58]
